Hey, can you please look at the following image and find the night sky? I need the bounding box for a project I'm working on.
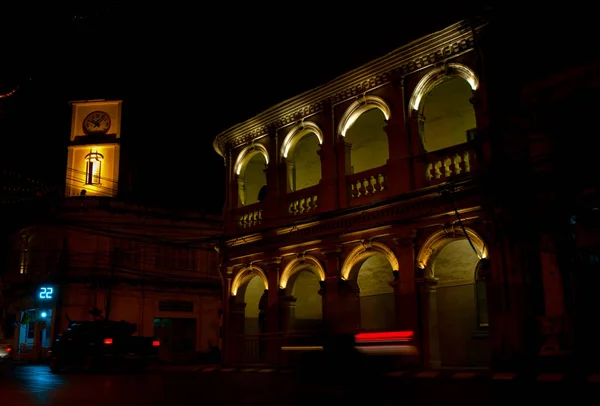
[2,2,490,214]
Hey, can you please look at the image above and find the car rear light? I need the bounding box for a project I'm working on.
[152,340,160,347]
[103,338,113,345]
[6,347,11,353]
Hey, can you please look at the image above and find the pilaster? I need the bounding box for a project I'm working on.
[407,111,427,190]
[385,77,412,195]
[392,232,419,335]
[317,99,338,212]
[417,277,441,369]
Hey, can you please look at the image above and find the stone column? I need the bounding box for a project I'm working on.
[264,260,281,364]
[279,296,297,333]
[338,279,361,333]
[321,246,345,334]
[385,77,412,195]
[336,138,351,209]
[263,126,281,225]
[393,233,419,334]
[229,301,246,366]
[221,273,233,364]
[285,160,295,193]
[317,100,338,212]
[407,112,428,190]
[237,177,246,207]
[417,277,441,369]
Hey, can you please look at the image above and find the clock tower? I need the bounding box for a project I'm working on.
[65,100,122,198]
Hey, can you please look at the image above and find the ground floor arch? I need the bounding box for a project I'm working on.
[342,241,399,332]
[279,255,324,332]
[417,227,490,368]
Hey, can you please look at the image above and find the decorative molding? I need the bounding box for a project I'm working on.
[215,21,479,152]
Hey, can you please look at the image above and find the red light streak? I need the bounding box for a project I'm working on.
[354,331,413,343]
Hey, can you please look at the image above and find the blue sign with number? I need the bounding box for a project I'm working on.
[39,287,54,300]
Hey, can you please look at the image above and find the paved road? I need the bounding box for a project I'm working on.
[0,364,595,406]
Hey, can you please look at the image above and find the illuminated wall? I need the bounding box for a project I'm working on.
[66,144,120,197]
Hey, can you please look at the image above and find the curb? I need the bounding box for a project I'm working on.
[181,366,600,383]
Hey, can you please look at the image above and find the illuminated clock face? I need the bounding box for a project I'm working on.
[82,111,111,135]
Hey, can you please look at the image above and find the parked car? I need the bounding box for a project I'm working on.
[0,343,12,363]
[50,320,160,373]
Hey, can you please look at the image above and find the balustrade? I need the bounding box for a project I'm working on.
[423,144,478,184]
[287,185,319,216]
[229,142,483,231]
[347,165,388,206]
[237,202,263,228]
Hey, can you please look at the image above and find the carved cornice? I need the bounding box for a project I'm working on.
[214,21,481,153]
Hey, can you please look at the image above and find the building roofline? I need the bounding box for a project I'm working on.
[213,19,485,155]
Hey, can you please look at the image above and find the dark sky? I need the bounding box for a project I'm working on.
[2,2,490,214]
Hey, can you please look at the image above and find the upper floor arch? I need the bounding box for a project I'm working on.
[235,143,270,176]
[338,95,391,137]
[281,121,324,159]
[409,63,479,114]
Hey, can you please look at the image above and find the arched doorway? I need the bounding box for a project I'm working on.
[341,242,400,332]
[418,228,490,368]
[230,266,268,363]
[279,256,325,332]
[357,254,396,331]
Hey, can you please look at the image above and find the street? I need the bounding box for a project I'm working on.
[0,364,597,406]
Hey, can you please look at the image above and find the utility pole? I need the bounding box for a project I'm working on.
[104,247,119,321]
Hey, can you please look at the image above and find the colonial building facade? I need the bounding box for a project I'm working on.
[212,16,584,370]
[214,20,500,369]
[1,100,223,363]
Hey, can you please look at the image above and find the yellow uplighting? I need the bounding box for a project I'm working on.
[231,265,268,296]
[340,241,399,280]
[279,255,326,290]
[410,63,479,112]
[338,95,391,137]
[235,144,269,176]
[281,121,324,159]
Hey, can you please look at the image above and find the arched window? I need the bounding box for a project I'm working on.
[85,150,104,185]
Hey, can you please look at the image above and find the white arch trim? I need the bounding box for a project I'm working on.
[281,121,324,159]
[415,227,488,271]
[235,144,270,176]
[338,95,391,137]
[230,264,269,296]
[409,63,479,113]
[340,241,400,281]
[279,255,326,290]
